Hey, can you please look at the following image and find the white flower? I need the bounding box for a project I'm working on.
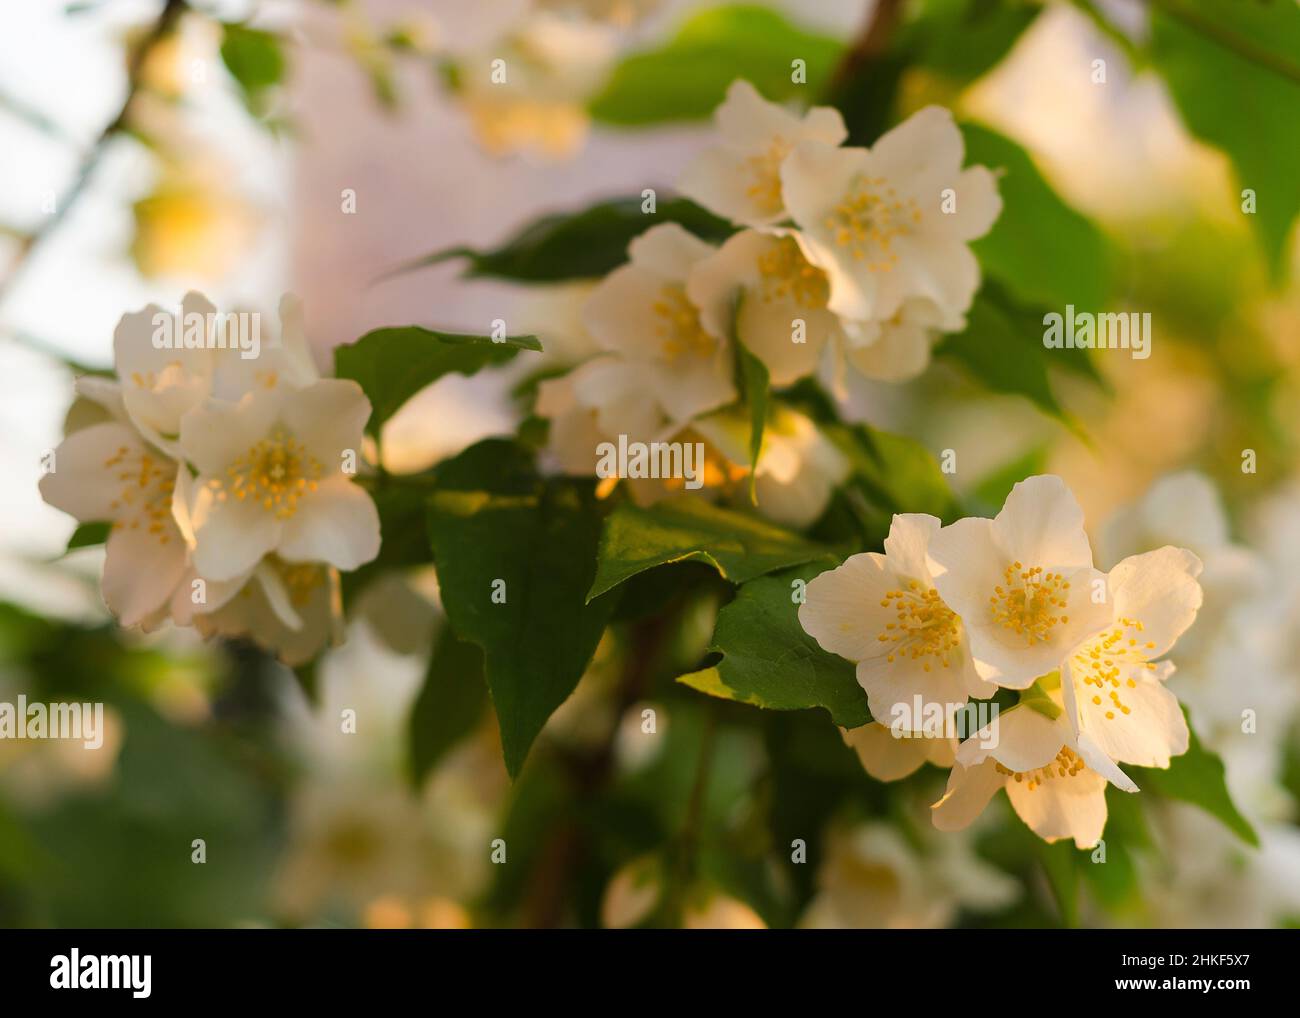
[179,379,380,583]
[191,557,340,667]
[780,106,1001,323]
[799,514,995,722]
[831,296,963,385]
[691,406,848,527]
[926,475,1112,689]
[800,820,1018,928]
[679,79,846,228]
[113,291,318,456]
[39,381,188,627]
[932,694,1137,849]
[840,722,956,782]
[582,223,737,423]
[1060,546,1201,770]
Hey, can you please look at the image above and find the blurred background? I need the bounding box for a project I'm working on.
[0,0,1297,927]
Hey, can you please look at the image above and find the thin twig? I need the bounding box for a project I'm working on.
[0,0,188,308]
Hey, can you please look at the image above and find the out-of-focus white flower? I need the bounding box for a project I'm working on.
[932,694,1136,849]
[840,722,956,782]
[1061,546,1201,771]
[679,79,847,228]
[39,393,188,628]
[800,820,1017,928]
[457,12,617,160]
[179,379,380,583]
[781,106,1001,324]
[927,475,1111,689]
[800,514,995,722]
[691,405,848,527]
[583,224,736,424]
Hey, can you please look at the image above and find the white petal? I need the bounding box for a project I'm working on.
[39,422,144,523]
[841,723,933,781]
[627,222,714,280]
[931,759,1003,832]
[992,474,1093,570]
[1106,546,1203,656]
[1005,765,1109,848]
[277,475,381,571]
[799,552,894,662]
[280,378,372,470]
[188,482,281,582]
[179,390,281,477]
[101,516,187,627]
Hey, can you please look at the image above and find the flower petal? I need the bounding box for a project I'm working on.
[277,475,381,571]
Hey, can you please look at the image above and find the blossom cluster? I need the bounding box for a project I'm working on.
[799,475,1204,848]
[39,293,381,664]
[535,80,1002,526]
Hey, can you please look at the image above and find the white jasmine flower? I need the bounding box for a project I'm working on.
[192,557,340,667]
[932,694,1137,849]
[679,79,846,228]
[583,224,737,423]
[39,383,188,628]
[1060,546,1201,770]
[799,514,995,722]
[691,405,849,527]
[780,106,1001,323]
[800,820,1017,928]
[113,292,318,456]
[926,475,1111,689]
[179,379,380,583]
[840,722,956,782]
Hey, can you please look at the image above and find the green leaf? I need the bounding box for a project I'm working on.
[677,563,871,728]
[220,24,285,110]
[408,625,488,787]
[426,440,615,777]
[969,444,1050,513]
[589,496,829,601]
[904,0,1041,87]
[387,197,735,283]
[1131,707,1259,847]
[589,5,842,126]
[825,421,959,521]
[936,287,1083,429]
[333,327,540,436]
[962,122,1111,310]
[1034,838,1080,928]
[65,521,110,551]
[1148,1,1300,280]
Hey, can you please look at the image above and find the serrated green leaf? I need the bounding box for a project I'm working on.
[408,625,488,787]
[589,496,829,601]
[1131,707,1258,847]
[678,563,871,728]
[387,197,735,283]
[589,5,842,126]
[962,122,1111,310]
[333,327,540,436]
[426,440,615,777]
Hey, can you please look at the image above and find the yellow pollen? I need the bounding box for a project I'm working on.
[1069,616,1155,722]
[755,236,830,309]
[651,285,715,364]
[103,445,175,546]
[743,136,792,216]
[988,563,1069,645]
[822,174,919,272]
[877,585,961,667]
[209,428,322,519]
[995,746,1086,790]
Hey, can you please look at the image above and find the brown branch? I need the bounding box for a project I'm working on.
[0,0,188,307]
[831,0,906,90]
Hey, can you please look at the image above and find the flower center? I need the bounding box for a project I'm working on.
[104,444,175,545]
[996,745,1086,790]
[278,560,325,607]
[876,581,962,672]
[209,428,322,518]
[743,137,791,216]
[756,236,830,310]
[988,562,1070,645]
[823,175,920,271]
[1072,617,1159,720]
[651,285,715,363]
